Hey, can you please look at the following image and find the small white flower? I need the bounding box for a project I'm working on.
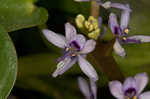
[109,72,150,99]
[42,23,98,81]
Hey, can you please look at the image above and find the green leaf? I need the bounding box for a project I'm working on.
[0,26,17,98]
[39,0,90,16]
[0,0,48,32]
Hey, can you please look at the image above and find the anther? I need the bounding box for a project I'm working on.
[133,96,137,99]
[123,37,127,41]
[65,47,69,52]
[72,54,76,57]
[124,28,129,34]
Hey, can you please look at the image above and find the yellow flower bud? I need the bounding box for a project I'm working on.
[88,28,100,40]
[75,14,85,28]
[88,16,98,29]
[84,21,94,32]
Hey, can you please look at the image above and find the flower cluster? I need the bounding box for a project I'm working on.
[75,0,150,57]
[41,0,150,99]
[75,14,102,40]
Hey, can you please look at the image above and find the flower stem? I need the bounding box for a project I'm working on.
[90,0,100,18]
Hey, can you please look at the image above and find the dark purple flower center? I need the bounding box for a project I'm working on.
[70,40,81,51]
[114,26,121,36]
[124,88,136,98]
[56,40,80,63]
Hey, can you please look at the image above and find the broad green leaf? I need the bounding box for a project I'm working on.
[0,26,17,99]
[0,0,48,32]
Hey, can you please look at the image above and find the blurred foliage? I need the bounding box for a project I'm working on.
[0,0,48,32]
[0,26,17,98]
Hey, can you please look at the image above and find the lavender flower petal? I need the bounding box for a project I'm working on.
[122,38,141,44]
[120,5,131,30]
[111,3,131,11]
[135,73,149,94]
[101,1,111,9]
[90,79,97,99]
[123,77,137,92]
[52,57,72,77]
[76,34,86,49]
[109,81,124,99]
[127,35,150,43]
[79,40,96,54]
[42,29,66,48]
[65,23,77,43]
[109,13,121,36]
[139,91,150,99]
[78,77,91,99]
[113,39,126,57]
[58,58,77,75]
[102,1,131,11]
[78,55,98,81]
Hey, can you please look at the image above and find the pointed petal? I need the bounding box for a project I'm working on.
[74,0,90,2]
[76,34,86,49]
[109,81,124,99]
[58,58,77,75]
[42,29,66,48]
[109,13,121,36]
[120,6,130,30]
[79,40,96,54]
[52,57,72,77]
[78,77,91,99]
[102,1,131,11]
[127,35,150,43]
[65,23,77,43]
[123,77,137,92]
[135,73,149,94]
[113,39,126,57]
[90,79,97,99]
[78,55,98,81]
[111,3,131,11]
[139,92,150,99]
[122,38,141,44]
[101,1,111,9]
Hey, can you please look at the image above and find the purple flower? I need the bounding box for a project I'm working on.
[109,72,150,99]
[109,7,150,57]
[42,23,98,81]
[78,77,97,99]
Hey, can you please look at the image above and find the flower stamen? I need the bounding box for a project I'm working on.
[123,37,127,41]
[65,47,70,52]
[133,96,137,99]
[72,53,76,57]
[124,28,129,34]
